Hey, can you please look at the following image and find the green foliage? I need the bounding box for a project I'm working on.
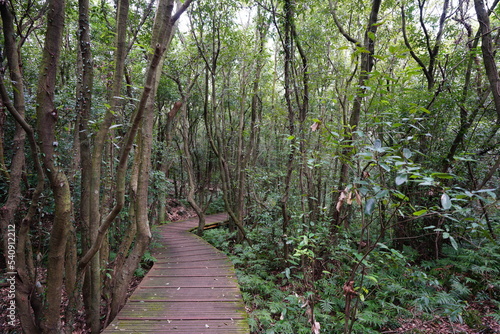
[205,196,226,215]
[134,250,157,278]
[205,213,500,333]
[149,170,174,200]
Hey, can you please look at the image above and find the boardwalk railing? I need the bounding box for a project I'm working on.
[102,213,250,333]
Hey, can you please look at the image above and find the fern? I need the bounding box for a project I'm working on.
[450,278,471,299]
[271,321,294,334]
[357,309,389,328]
[319,299,333,313]
[435,291,458,306]
[268,301,284,314]
[351,321,384,334]
[490,313,500,322]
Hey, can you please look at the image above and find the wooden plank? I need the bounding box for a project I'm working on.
[105,319,248,333]
[155,252,228,259]
[116,302,245,317]
[149,264,234,271]
[152,264,233,270]
[154,258,232,266]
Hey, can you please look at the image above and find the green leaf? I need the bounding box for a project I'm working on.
[412,209,427,216]
[365,198,376,215]
[441,193,452,210]
[403,148,412,159]
[431,172,454,179]
[396,174,408,185]
[375,189,389,199]
[453,155,476,162]
[388,45,398,54]
[449,236,458,250]
[392,190,409,201]
[379,163,390,171]
[472,188,496,193]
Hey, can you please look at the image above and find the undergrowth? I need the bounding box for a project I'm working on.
[203,222,500,334]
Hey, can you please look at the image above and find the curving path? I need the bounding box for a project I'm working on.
[102,213,249,333]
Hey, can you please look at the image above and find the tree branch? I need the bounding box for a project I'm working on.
[171,0,194,24]
[401,5,432,88]
[329,0,359,45]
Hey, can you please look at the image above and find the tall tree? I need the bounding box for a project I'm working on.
[474,0,500,145]
[34,0,70,332]
[330,0,383,230]
[107,0,193,321]
[0,0,27,277]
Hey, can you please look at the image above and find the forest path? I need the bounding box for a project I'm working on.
[102,213,250,333]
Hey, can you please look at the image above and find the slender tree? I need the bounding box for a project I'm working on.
[33,0,71,332]
[330,0,383,230]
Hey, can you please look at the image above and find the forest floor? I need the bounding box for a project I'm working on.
[382,302,500,334]
[0,198,196,334]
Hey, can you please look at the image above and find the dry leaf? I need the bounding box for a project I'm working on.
[336,190,348,211]
[355,190,362,205]
[310,121,321,131]
[311,321,321,334]
[347,191,353,205]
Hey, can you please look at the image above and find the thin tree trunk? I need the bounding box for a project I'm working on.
[0,14,34,332]
[330,0,382,231]
[171,72,204,233]
[279,0,296,260]
[107,0,193,321]
[34,1,71,332]
[474,0,500,137]
[63,226,78,333]
[0,0,27,276]
[73,0,100,331]
[181,100,206,234]
[0,54,45,334]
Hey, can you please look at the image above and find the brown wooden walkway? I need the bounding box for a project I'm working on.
[102,213,249,333]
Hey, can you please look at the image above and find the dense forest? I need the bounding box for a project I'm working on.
[0,0,499,333]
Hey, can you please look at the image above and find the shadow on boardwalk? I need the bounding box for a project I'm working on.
[102,213,250,333]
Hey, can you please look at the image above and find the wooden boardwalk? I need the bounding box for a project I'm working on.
[103,213,250,333]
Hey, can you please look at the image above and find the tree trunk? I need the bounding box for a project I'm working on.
[107,0,193,321]
[330,0,382,231]
[34,1,72,332]
[0,0,27,276]
[73,0,100,331]
[0,16,33,334]
[280,0,296,260]
[181,100,206,234]
[474,0,500,133]
[0,24,46,332]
